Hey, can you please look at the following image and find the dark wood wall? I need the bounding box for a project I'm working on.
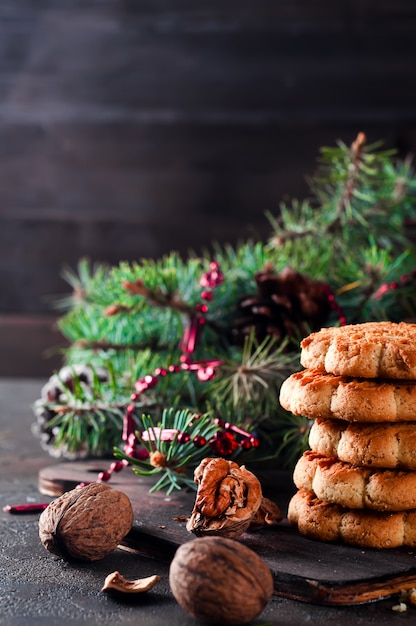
[1,1,416,376]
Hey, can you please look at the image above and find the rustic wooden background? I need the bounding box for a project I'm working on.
[1,1,416,377]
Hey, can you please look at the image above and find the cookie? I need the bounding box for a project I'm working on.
[287,489,416,549]
[309,418,416,469]
[300,321,416,379]
[279,368,416,422]
[293,450,416,511]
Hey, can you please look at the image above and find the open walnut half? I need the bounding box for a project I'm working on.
[186,457,282,539]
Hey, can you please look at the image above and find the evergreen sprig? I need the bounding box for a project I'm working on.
[113,408,231,494]
[267,133,416,280]
[208,334,300,424]
[33,132,416,482]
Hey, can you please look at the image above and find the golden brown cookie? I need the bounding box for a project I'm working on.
[288,489,416,549]
[279,368,416,422]
[293,450,416,511]
[309,418,416,469]
[300,321,416,379]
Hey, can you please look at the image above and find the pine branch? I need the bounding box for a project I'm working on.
[327,131,367,234]
[268,132,416,262]
[207,333,300,435]
[33,132,416,482]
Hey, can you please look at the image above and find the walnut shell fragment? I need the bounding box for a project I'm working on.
[38,482,134,561]
[169,536,274,624]
[250,496,283,530]
[101,571,160,594]
[186,457,265,538]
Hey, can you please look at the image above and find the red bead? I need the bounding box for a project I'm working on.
[128,432,137,446]
[210,436,238,456]
[136,447,150,460]
[193,435,207,448]
[168,364,181,373]
[144,375,158,387]
[98,471,111,482]
[177,432,190,444]
[154,367,167,377]
[135,379,149,393]
[200,262,224,289]
[201,290,213,301]
[249,436,260,448]
[110,461,124,473]
[127,404,135,414]
[197,366,215,381]
[241,439,252,450]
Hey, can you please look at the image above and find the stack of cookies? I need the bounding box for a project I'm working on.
[279,321,416,549]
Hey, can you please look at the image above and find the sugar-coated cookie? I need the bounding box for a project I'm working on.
[279,368,416,422]
[300,321,416,379]
[288,489,416,549]
[309,418,416,469]
[294,450,416,511]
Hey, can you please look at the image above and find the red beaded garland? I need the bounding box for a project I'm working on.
[95,261,254,484]
[322,284,347,326]
[372,272,415,301]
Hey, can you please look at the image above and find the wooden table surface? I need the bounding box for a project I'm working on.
[0,378,413,625]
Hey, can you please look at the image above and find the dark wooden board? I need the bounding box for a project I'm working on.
[39,460,416,606]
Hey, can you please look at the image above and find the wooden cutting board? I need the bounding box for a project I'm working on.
[38,460,416,606]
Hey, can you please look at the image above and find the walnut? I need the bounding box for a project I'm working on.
[38,482,134,561]
[186,457,264,538]
[169,536,274,624]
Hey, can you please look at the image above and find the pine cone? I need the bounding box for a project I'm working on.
[231,265,331,347]
[32,364,109,459]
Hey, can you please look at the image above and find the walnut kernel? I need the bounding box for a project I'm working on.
[38,482,134,561]
[169,536,274,624]
[186,457,263,538]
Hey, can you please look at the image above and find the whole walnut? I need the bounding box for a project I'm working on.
[39,482,134,561]
[169,536,274,624]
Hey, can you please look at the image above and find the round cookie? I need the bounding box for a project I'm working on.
[300,321,416,379]
[293,450,416,511]
[309,418,416,469]
[288,489,416,549]
[279,368,416,422]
